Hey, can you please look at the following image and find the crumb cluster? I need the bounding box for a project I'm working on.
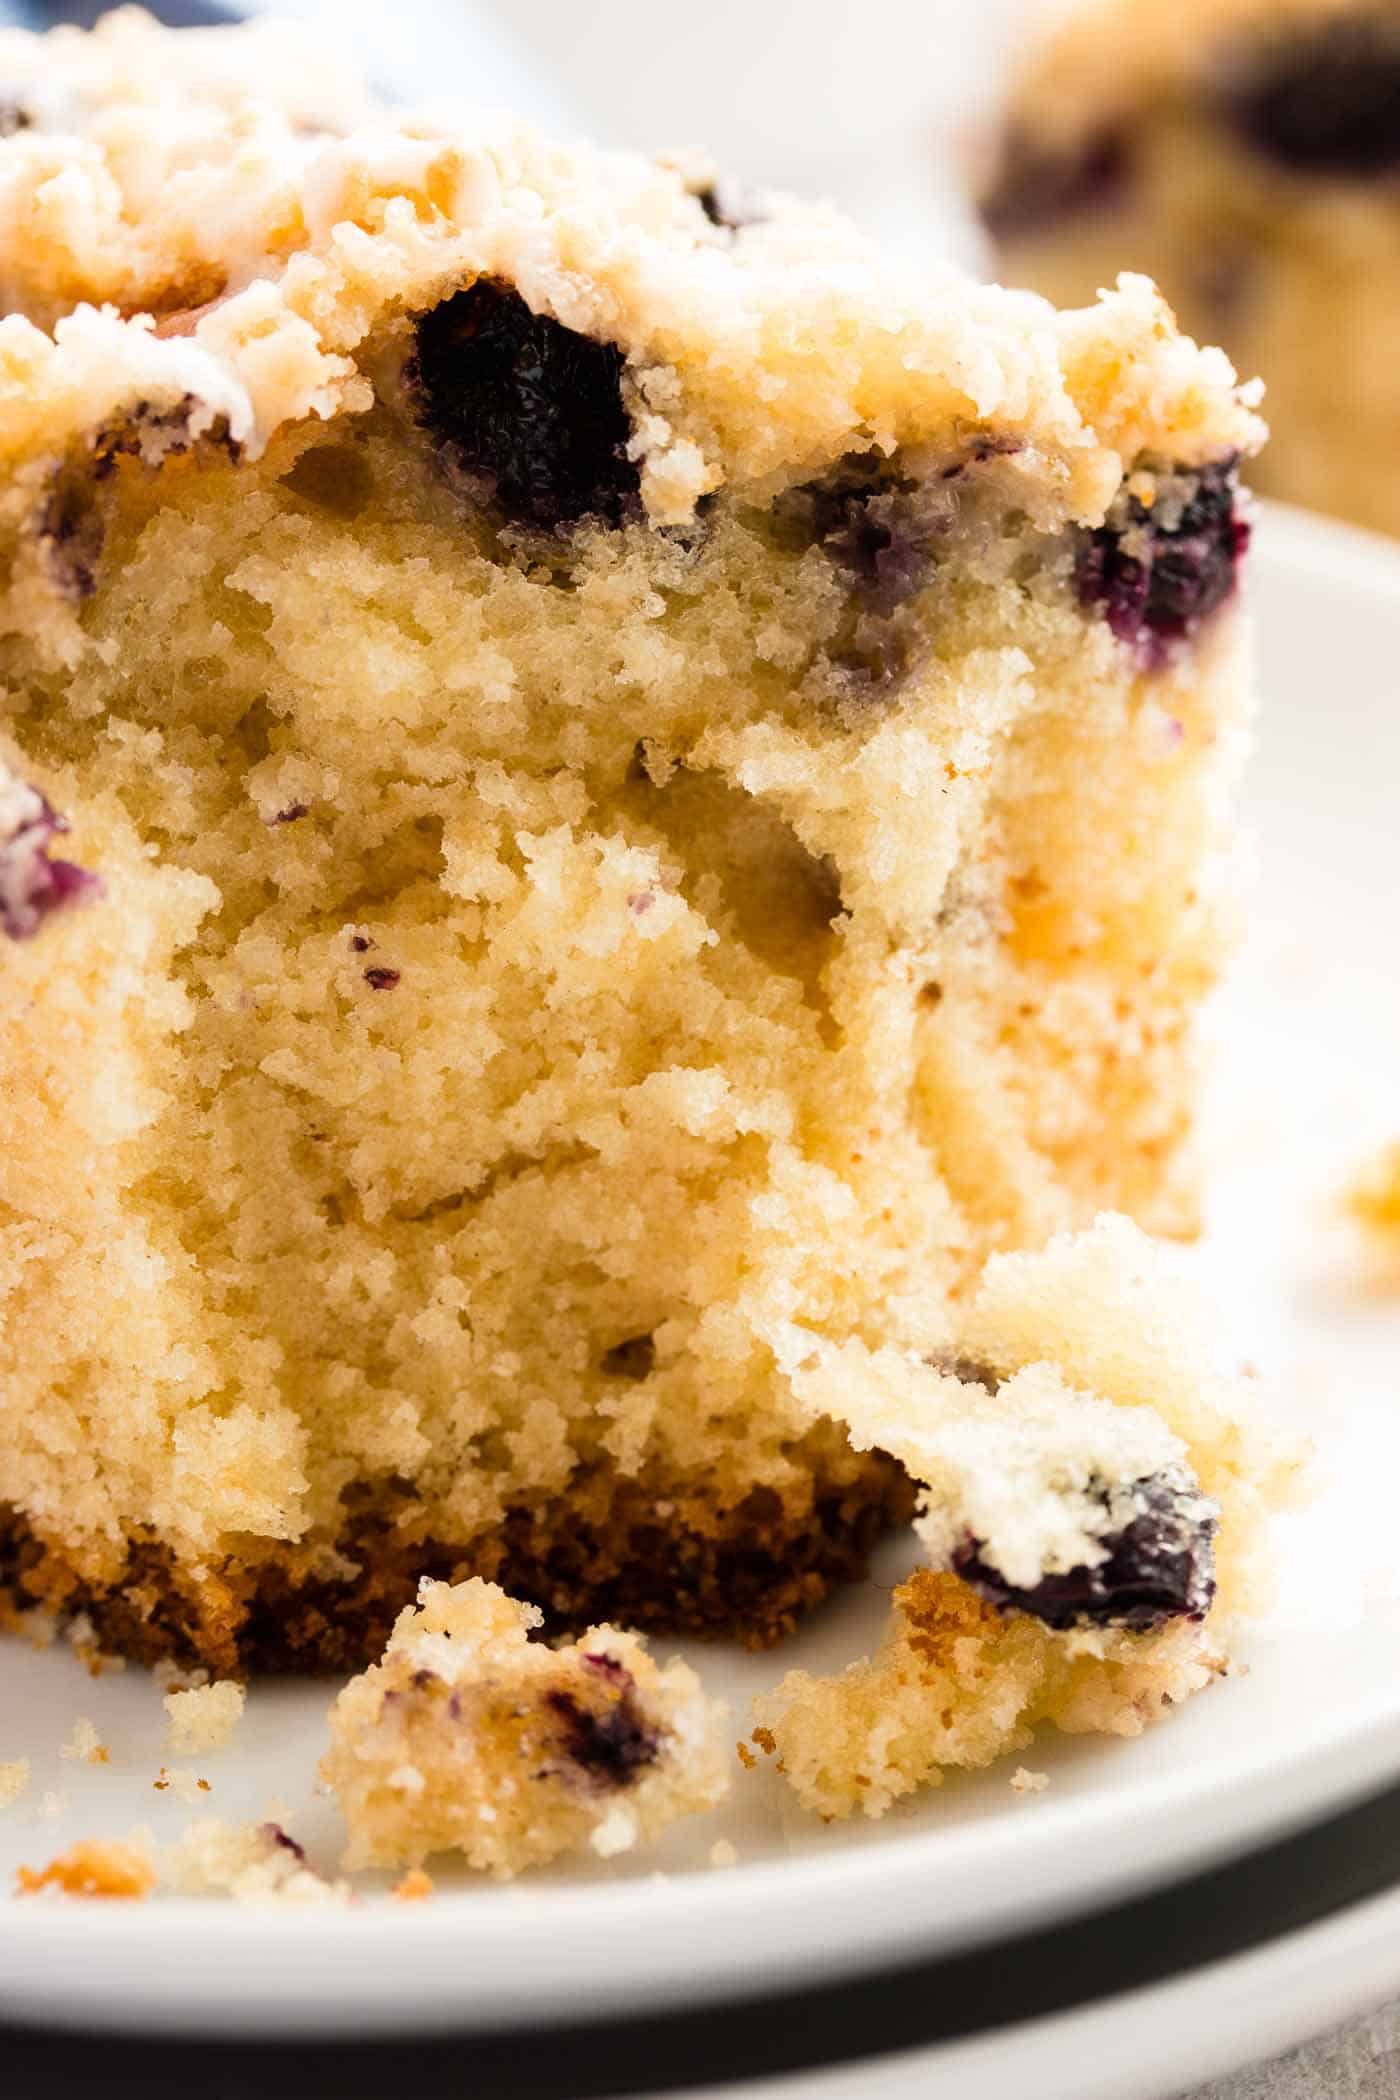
[163,1681,245,1756]
[321,1578,729,1876]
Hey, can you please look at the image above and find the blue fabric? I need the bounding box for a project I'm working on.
[1,0,237,23]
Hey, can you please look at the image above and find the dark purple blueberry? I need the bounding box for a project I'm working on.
[981,127,1133,239]
[363,965,400,991]
[954,1472,1218,1632]
[38,474,104,601]
[408,280,640,534]
[349,934,374,953]
[778,450,960,695]
[782,451,941,617]
[1220,16,1400,176]
[581,1649,629,1683]
[39,397,238,601]
[544,1682,659,1788]
[272,802,310,825]
[1076,460,1248,660]
[0,784,102,941]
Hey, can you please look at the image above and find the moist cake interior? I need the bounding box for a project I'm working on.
[0,16,1263,1670]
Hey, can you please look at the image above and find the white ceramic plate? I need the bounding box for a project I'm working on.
[3,503,1400,2089]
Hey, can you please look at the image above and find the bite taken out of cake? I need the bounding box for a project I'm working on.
[976,0,1400,536]
[0,8,1265,1675]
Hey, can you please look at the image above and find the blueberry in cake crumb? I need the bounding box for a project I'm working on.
[362,965,400,990]
[544,1679,659,1786]
[0,773,100,941]
[161,1817,346,1904]
[754,1216,1299,1815]
[782,452,941,617]
[954,1469,1219,1630]
[752,1568,1230,1822]
[408,280,640,533]
[259,1821,308,1864]
[1076,460,1247,658]
[40,397,238,601]
[321,1580,729,1875]
[776,450,953,689]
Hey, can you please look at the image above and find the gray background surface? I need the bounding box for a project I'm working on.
[1181,2004,1400,2099]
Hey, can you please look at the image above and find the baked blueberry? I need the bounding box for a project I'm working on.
[1077,461,1247,656]
[545,1679,660,1787]
[954,1470,1218,1630]
[781,452,940,616]
[409,280,640,533]
[0,781,101,941]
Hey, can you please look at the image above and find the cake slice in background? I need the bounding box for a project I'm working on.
[0,8,1264,1675]
[977,0,1400,534]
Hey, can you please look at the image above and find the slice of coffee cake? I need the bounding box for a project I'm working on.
[0,10,1263,1671]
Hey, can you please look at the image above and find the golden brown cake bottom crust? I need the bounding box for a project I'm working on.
[0,1456,913,1676]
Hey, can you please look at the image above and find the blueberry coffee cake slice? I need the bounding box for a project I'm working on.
[977,0,1400,534]
[0,9,1264,1674]
[753,1216,1298,1817]
[321,1578,729,1874]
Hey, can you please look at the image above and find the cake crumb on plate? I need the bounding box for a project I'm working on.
[1011,1767,1050,1794]
[0,1761,30,1811]
[59,1716,109,1765]
[755,1567,1228,1822]
[152,1767,211,1803]
[321,1578,729,1876]
[163,1681,245,1756]
[161,1819,347,1907]
[15,1839,154,1901]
